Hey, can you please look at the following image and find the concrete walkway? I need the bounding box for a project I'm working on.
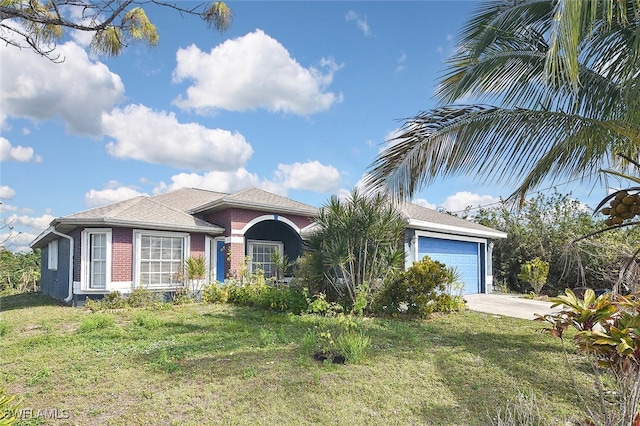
[464,293,558,320]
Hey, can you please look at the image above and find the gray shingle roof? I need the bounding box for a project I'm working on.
[150,187,227,212]
[53,196,224,234]
[400,202,507,239]
[191,187,318,217]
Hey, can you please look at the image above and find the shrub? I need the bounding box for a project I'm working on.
[171,286,197,305]
[127,287,161,308]
[374,256,449,317]
[259,285,307,314]
[202,282,229,304]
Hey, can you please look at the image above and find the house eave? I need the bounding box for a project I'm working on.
[407,218,507,240]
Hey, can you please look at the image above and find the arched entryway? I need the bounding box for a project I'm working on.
[244,220,303,278]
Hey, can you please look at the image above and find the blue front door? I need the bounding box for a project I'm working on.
[216,240,226,282]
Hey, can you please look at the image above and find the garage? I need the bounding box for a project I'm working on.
[417,236,482,295]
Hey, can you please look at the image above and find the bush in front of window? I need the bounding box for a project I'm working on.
[201,282,229,304]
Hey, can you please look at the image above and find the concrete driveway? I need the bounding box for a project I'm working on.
[464,293,558,320]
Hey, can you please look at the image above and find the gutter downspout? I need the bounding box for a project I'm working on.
[51,228,74,304]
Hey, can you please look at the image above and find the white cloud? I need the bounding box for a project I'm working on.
[0,185,16,200]
[154,169,263,195]
[345,11,372,36]
[0,41,124,135]
[0,203,32,213]
[172,30,342,115]
[0,137,41,162]
[85,186,148,207]
[102,104,253,170]
[0,230,38,253]
[274,161,341,192]
[412,198,438,210]
[440,191,500,213]
[5,213,55,233]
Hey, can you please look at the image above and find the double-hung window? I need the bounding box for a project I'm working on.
[135,231,188,289]
[247,240,283,279]
[81,229,112,290]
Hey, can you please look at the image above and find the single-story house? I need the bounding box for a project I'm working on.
[31,187,506,305]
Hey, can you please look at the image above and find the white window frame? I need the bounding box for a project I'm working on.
[81,228,112,291]
[133,230,189,289]
[47,240,58,271]
[247,240,283,279]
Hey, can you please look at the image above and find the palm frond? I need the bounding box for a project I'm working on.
[365,105,637,202]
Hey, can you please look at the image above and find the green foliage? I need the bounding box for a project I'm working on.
[374,256,450,317]
[133,312,162,330]
[126,287,161,308]
[537,289,640,425]
[85,291,126,311]
[86,288,162,311]
[226,274,308,314]
[1,1,231,60]
[517,258,549,295]
[0,388,21,426]
[366,0,640,206]
[0,248,40,293]
[0,321,12,338]
[335,331,371,364]
[78,313,115,332]
[201,282,229,304]
[476,191,640,294]
[303,189,406,309]
[306,292,344,316]
[171,286,196,305]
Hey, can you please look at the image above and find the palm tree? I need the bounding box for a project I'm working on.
[366,0,640,205]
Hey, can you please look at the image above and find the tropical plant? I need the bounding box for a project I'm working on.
[271,251,291,283]
[0,388,20,426]
[0,1,231,60]
[366,0,640,205]
[537,289,640,425]
[183,255,207,293]
[517,258,550,295]
[303,189,406,308]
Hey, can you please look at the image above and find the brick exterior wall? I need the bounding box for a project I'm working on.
[190,233,206,259]
[204,208,315,279]
[112,228,132,281]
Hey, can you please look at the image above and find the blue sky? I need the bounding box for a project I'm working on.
[0,1,604,252]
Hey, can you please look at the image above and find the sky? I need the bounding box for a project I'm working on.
[0,1,606,252]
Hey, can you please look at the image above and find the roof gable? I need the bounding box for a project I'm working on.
[401,202,507,239]
[192,187,318,217]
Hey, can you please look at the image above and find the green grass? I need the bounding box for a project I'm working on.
[0,292,596,425]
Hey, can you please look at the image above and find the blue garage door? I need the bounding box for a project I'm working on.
[418,237,480,294]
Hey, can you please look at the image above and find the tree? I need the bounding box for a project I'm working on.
[0,248,40,293]
[517,257,549,295]
[0,1,231,60]
[365,0,640,205]
[303,190,406,308]
[476,191,640,294]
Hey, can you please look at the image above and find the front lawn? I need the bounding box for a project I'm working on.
[1,293,593,425]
